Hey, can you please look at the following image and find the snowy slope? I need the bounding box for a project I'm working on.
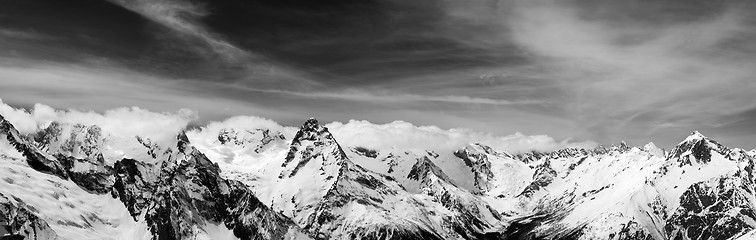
[492,132,756,240]
[238,118,504,240]
[0,144,151,240]
[4,103,756,240]
[0,113,309,240]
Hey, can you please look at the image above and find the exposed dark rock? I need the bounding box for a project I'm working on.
[408,156,455,186]
[56,154,114,194]
[281,117,347,178]
[111,133,305,240]
[0,115,68,179]
[669,131,727,167]
[607,221,653,240]
[0,193,59,240]
[665,176,756,240]
[31,122,62,151]
[453,146,494,193]
[218,128,286,154]
[518,159,557,198]
[353,147,378,158]
[136,136,162,159]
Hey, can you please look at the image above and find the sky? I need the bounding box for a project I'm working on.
[1,0,755,149]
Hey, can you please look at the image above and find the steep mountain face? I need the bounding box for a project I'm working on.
[0,193,59,240]
[517,158,557,198]
[0,114,309,240]
[272,119,443,239]
[453,144,498,193]
[658,135,756,240]
[407,156,504,239]
[111,133,308,240]
[4,109,756,240]
[488,132,756,240]
[1,116,69,179]
[251,118,504,240]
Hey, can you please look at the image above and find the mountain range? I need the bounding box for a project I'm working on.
[2,112,756,240]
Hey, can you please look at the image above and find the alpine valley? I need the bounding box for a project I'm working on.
[2,108,756,240]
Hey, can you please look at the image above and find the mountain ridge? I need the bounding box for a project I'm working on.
[2,111,756,240]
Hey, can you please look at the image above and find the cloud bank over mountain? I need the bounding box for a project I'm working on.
[0,99,595,154]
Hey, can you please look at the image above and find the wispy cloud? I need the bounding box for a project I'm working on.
[107,0,249,62]
[0,28,47,40]
[231,86,545,106]
[2,0,755,149]
[326,119,596,153]
[496,0,756,145]
[0,59,296,121]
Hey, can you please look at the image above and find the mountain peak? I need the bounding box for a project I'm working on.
[681,131,707,143]
[177,130,190,143]
[304,117,318,126]
[177,130,191,153]
[670,131,727,166]
[281,118,346,178]
[301,117,319,132]
[289,118,329,144]
[642,142,665,157]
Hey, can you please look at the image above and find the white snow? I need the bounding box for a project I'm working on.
[653,151,738,213]
[0,154,152,240]
[735,229,756,240]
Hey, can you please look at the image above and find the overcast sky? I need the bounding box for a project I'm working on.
[1,0,755,149]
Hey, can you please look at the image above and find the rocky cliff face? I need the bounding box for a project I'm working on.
[1,116,69,179]
[0,193,59,240]
[260,118,510,240]
[0,113,308,240]
[274,118,444,239]
[453,144,497,193]
[488,132,756,240]
[111,133,307,240]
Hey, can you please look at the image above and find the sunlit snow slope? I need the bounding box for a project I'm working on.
[3,103,756,240]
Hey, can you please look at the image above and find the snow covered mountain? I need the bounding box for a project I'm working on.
[3,110,756,240]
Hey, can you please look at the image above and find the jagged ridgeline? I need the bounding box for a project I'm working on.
[2,113,756,240]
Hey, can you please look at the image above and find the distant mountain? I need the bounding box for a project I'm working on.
[2,112,756,240]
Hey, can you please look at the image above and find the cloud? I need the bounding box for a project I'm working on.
[107,0,249,62]
[496,0,756,144]
[0,99,42,134]
[187,115,299,144]
[184,113,596,155]
[0,28,47,40]
[4,0,755,150]
[4,99,595,156]
[234,86,544,106]
[0,59,302,124]
[326,119,597,154]
[0,98,196,144]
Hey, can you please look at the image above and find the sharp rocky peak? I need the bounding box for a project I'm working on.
[642,142,665,157]
[454,144,495,193]
[281,118,348,178]
[408,156,457,188]
[291,118,331,142]
[681,130,707,143]
[0,113,70,179]
[176,130,191,153]
[669,131,727,166]
[302,117,319,131]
